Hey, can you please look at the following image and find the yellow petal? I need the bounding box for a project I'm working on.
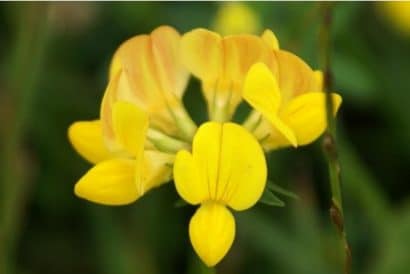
[189,202,235,267]
[112,101,148,156]
[261,29,280,50]
[265,115,298,148]
[68,120,113,164]
[174,122,267,210]
[139,150,174,195]
[74,159,138,205]
[243,62,282,115]
[109,50,122,80]
[280,92,342,146]
[312,70,324,92]
[243,63,298,147]
[173,150,207,205]
[220,123,267,210]
[180,28,223,83]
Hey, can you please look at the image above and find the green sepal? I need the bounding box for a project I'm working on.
[267,180,299,200]
[259,188,285,207]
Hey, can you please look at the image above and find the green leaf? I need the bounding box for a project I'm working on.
[267,180,299,200]
[259,188,285,207]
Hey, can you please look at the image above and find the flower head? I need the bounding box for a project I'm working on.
[69,102,174,205]
[242,50,341,150]
[102,26,197,153]
[173,122,267,266]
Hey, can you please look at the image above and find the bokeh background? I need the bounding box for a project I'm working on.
[1,2,410,274]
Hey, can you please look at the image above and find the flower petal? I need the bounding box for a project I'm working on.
[243,63,298,147]
[112,101,148,157]
[68,120,113,164]
[261,29,280,50]
[243,62,282,115]
[221,123,267,210]
[104,27,195,139]
[151,25,189,98]
[189,202,235,267]
[180,28,223,84]
[140,150,174,195]
[281,92,342,146]
[74,159,138,205]
[274,50,318,102]
[174,122,267,210]
[173,150,207,205]
[222,35,270,84]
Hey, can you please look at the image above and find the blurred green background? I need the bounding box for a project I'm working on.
[1,2,410,274]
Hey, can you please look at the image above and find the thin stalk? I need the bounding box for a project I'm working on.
[319,3,351,274]
[0,4,51,274]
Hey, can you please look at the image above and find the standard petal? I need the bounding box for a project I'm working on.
[261,29,280,50]
[274,50,317,102]
[173,150,207,205]
[68,120,113,164]
[223,35,270,84]
[112,101,148,156]
[180,28,223,83]
[189,203,235,267]
[280,92,342,146]
[74,159,139,205]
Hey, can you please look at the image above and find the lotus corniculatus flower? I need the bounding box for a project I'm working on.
[69,26,195,205]
[68,25,343,266]
[242,35,341,151]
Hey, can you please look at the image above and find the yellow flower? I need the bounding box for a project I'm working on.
[102,25,197,153]
[212,2,261,35]
[69,102,175,205]
[173,122,267,266]
[180,28,273,122]
[378,1,410,36]
[243,60,341,150]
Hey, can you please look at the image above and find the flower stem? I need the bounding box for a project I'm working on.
[319,3,351,274]
[0,4,51,274]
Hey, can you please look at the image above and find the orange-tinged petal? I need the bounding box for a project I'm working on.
[151,25,189,98]
[222,35,270,83]
[180,28,223,83]
[274,50,316,102]
[68,120,113,164]
[74,159,138,205]
[189,202,235,267]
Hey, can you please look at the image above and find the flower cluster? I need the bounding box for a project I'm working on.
[68,26,341,267]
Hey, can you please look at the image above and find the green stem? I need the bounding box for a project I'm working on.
[0,4,51,274]
[319,3,351,274]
